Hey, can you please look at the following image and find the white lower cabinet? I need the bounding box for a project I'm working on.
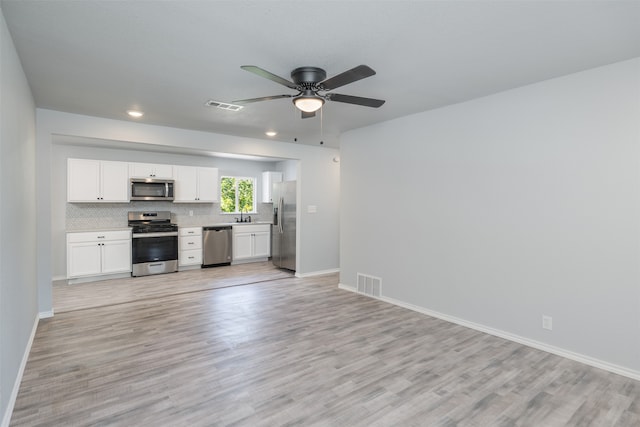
[232,224,270,262]
[179,227,202,267]
[67,230,132,279]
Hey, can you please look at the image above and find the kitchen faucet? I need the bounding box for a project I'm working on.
[236,209,251,223]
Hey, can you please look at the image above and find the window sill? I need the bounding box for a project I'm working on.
[221,212,258,215]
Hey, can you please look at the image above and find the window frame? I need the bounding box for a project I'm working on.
[219,175,257,214]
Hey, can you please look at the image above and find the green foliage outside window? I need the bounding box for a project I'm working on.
[220,176,255,213]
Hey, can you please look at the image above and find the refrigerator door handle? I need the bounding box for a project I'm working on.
[278,197,284,234]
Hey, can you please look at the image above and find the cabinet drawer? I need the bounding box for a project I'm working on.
[232,224,270,234]
[179,227,202,237]
[67,230,131,243]
[180,249,202,265]
[180,235,202,250]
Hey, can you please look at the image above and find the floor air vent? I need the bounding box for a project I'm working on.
[356,273,382,298]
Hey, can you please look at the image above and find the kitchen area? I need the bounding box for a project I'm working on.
[55,138,299,294]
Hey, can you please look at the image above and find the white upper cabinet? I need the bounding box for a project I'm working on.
[173,166,219,203]
[67,158,129,202]
[129,162,174,179]
[261,171,283,203]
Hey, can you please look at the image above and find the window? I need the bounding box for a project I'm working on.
[220,176,255,213]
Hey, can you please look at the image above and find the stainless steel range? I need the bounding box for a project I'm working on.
[128,211,178,277]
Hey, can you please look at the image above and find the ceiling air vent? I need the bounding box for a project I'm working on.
[205,100,244,111]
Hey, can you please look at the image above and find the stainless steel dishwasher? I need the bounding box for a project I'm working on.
[202,226,232,267]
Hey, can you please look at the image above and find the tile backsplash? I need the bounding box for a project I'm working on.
[66,202,274,230]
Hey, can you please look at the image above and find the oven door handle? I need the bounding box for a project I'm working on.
[132,232,179,238]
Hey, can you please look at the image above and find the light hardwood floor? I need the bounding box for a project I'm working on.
[11,265,640,426]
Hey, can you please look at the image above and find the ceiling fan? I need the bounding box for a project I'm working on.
[233,65,385,119]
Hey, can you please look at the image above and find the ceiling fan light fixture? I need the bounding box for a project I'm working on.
[293,95,324,113]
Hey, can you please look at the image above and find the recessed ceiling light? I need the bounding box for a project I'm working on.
[265,131,277,137]
[127,110,144,118]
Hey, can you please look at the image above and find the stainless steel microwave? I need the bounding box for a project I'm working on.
[130,179,174,201]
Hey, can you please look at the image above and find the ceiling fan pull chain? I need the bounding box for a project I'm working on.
[320,107,324,145]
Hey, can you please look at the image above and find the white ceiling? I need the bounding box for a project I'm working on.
[2,0,640,148]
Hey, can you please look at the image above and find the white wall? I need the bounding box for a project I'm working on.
[276,159,298,181]
[340,58,640,375]
[36,110,340,311]
[0,6,37,425]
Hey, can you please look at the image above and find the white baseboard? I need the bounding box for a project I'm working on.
[231,257,268,265]
[178,264,202,271]
[39,309,54,319]
[296,268,340,278]
[1,315,39,427]
[338,284,640,382]
[66,272,130,285]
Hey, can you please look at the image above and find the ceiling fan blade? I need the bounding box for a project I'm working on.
[319,65,376,91]
[240,65,298,90]
[301,111,316,119]
[233,94,293,104]
[326,93,385,108]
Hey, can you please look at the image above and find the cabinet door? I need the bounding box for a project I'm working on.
[101,240,132,274]
[68,242,102,277]
[153,164,174,179]
[129,162,155,178]
[196,167,218,202]
[130,163,174,179]
[129,162,158,178]
[174,166,198,202]
[68,159,101,202]
[253,231,271,257]
[100,161,129,202]
[261,171,282,203]
[233,232,253,260]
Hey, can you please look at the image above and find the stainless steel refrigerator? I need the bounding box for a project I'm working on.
[272,180,296,271]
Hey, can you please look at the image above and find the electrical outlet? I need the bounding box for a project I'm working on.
[189,210,193,217]
[542,315,553,331]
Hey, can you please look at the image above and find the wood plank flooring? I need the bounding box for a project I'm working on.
[11,266,640,426]
[54,262,293,313]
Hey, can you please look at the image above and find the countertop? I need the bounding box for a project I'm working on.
[66,227,132,233]
[66,222,273,233]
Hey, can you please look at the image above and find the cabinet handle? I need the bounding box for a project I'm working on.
[188,242,194,245]
[188,256,194,259]
[97,236,105,239]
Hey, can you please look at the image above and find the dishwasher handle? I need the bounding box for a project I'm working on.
[203,226,232,231]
